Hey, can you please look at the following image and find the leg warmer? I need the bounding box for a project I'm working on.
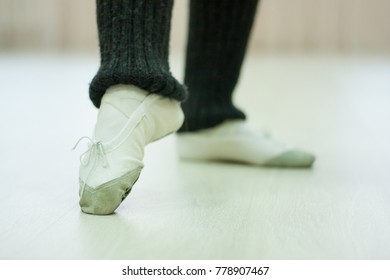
[179,0,259,132]
[90,0,187,108]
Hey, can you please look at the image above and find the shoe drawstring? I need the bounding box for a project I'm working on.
[72,136,108,168]
[72,136,109,195]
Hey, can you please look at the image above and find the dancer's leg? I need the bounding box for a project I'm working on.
[75,0,185,215]
[179,0,258,132]
[177,0,315,167]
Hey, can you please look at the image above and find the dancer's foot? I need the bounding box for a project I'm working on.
[74,85,184,215]
[176,120,315,167]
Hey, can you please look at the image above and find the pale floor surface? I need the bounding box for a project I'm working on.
[0,52,389,259]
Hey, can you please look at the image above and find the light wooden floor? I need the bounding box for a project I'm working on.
[0,52,389,259]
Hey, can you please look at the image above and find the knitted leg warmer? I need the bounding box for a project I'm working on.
[90,0,187,108]
[179,0,259,132]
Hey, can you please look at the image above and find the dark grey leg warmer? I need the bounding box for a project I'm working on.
[179,0,259,132]
[90,0,187,108]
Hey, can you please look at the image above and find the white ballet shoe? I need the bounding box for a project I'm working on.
[176,120,315,167]
[74,85,184,215]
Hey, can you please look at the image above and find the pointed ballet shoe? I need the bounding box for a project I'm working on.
[74,85,184,215]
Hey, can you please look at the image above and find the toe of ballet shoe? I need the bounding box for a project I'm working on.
[79,168,142,215]
[264,150,315,168]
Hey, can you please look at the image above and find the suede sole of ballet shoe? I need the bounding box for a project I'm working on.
[79,167,142,215]
[263,150,315,168]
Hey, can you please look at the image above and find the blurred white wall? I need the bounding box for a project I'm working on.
[1,0,390,53]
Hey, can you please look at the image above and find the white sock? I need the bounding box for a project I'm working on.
[176,120,315,167]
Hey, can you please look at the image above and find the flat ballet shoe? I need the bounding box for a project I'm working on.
[176,120,315,168]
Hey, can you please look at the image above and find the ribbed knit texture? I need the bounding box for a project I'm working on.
[90,0,187,108]
[179,0,259,132]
